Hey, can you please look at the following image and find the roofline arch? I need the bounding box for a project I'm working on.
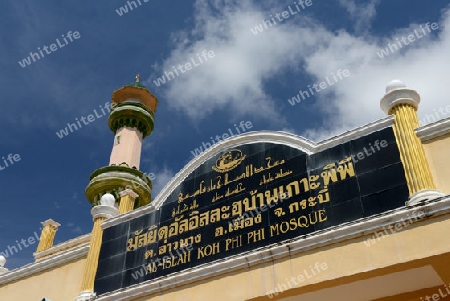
[102,116,393,228]
[153,130,316,209]
[153,116,393,209]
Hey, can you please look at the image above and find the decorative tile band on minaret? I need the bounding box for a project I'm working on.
[380,80,444,205]
[35,219,61,253]
[77,194,118,301]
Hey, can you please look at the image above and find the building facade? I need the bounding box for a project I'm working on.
[1,79,450,301]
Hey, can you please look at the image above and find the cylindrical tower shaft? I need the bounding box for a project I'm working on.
[109,127,143,168]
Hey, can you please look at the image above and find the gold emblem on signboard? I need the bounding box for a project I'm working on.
[212,149,247,173]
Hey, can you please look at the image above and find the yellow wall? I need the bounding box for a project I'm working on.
[3,212,450,301]
[2,132,450,301]
[0,256,86,300]
[128,212,450,301]
[423,134,450,195]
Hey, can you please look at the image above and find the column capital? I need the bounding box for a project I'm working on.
[380,80,420,115]
[41,219,61,230]
[91,205,119,221]
[119,189,139,199]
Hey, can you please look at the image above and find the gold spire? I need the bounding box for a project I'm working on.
[135,74,140,83]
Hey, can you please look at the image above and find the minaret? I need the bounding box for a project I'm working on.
[85,74,158,212]
[77,76,158,300]
[380,80,444,205]
[109,74,156,169]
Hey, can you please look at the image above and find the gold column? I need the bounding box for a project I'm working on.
[390,104,436,194]
[77,194,118,300]
[118,189,139,214]
[381,81,444,205]
[79,215,106,291]
[36,219,61,252]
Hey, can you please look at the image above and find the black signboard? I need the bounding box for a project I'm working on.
[94,127,409,295]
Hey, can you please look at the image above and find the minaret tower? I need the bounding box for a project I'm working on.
[109,74,156,169]
[85,74,158,212]
[77,76,158,300]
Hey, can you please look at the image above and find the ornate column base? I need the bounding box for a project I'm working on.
[406,189,445,206]
[76,290,96,301]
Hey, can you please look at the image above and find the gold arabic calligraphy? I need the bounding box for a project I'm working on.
[177,154,291,204]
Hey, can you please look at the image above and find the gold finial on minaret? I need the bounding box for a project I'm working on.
[135,73,140,83]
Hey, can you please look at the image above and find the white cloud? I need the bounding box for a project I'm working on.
[71,226,83,235]
[280,127,298,135]
[66,223,83,235]
[146,0,326,124]
[149,0,450,141]
[338,0,380,33]
[302,8,450,140]
[151,167,175,198]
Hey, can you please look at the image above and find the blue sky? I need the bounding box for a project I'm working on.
[0,0,449,269]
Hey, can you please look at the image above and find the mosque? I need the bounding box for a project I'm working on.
[0,77,450,301]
